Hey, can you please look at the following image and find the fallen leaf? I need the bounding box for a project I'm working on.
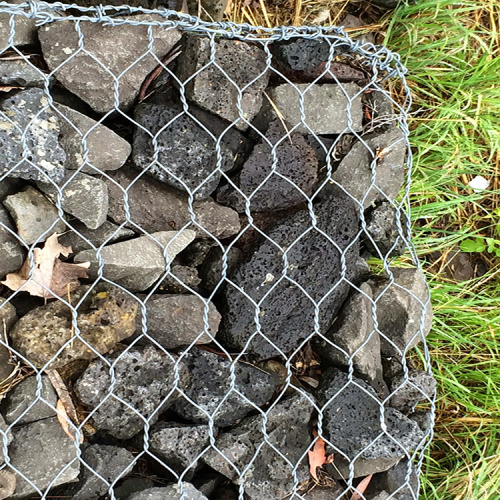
[308,429,334,481]
[350,474,373,500]
[1,233,89,299]
[56,399,83,443]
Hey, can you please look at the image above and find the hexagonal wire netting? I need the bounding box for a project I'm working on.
[0,2,435,500]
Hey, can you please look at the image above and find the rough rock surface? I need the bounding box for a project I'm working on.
[4,185,66,244]
[390,370,436,414]
[372,458,419,500]
[9,285,138,368]
[364,90,396,133]
[105,167,240,239]
[0,0,38,48]
[220,188,361,360]
[126,483,208,500]
[1,375,57,425]
[268,83,363,134]
[114,478,155,499]
[0,298,17,382]
[75,346,190,439]
[160,265,202,293]
[172,349,279,427]
[0,414,12,465]
[55,103,131,172]
[74,230,196,292]
[36,172,109,230]
[272,38,332,71]
[176,35,269,130]
[331,127,406,209]
[202,393,315,500]
[0,206,24,279]
[68,444,134,500]
[371,267,433,356]
[0,60,47,87]
[150,422,212,476]
[303,485,346,499]
[199,246,244,294]
[316,368,424,477]
[39,17,181,113]
[132,92,251,199]
[8,417,80,500]
[217,120,318,212]
[135,294,221,349]
[0,88,66,182]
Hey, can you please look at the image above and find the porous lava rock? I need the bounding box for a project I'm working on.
[126,483,209,500]
[272,38,332,71]
[0,208,24,278]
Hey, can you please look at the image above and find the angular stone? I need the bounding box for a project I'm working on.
[314,283,385,392]
[272,38,332,71]
[160,265,201,293]
[0,88,66,182]
[363,90,397,133]
[409,410,433,433]
[1,375,57,425]
[0,59,48,87]
[0,470,16,499]
[132,91,251,199]
[186,0,228,21]
[183,239,218,268]
[0,0,37,48]
[150,422,212,476]
[0,205,24,279]
[364,202,407,257]
[389,370,436,414]
[371,493,390,500]
[199,246,244,294]
[75,346,190,440]
[176,35,269,131]
[55,103,131,173]
[0,298,17,382]
[217,120,318,212]
[268,83,363,134]
[39,17,181,113]
[127,483,208,500]
[172,349,279,427]
[114,478,155,499]
[74,230,196,292]
[219,187,361,360]
[372,458,419,500]
[371,267,433,356]
[4,186,66,244]
[58,220,135,254]
[8,417,80,499]
[68,444,134,500]
[9,285,138,369]
[303,485,346,499]
[316,369,425,477]
[331,127,406,209]
[135,294,221,349]
[202,393,315,499]
[106,167,240,239]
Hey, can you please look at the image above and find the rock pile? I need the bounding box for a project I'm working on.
[0,12,433,500]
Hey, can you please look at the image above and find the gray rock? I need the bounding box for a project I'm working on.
[74,230,196,292]
[0,88,66,182]
[4,186,66,244]
[268,83,363,134]
[136,294,221,349]
[371,493,390,500]
[364,202,407,257]
[39,17,181,113]
[106,167,240,239]
[372,458,419,500]
[69,444,134,500]
[202,393,315,499]
[371,267,433,356]
[58,220,135,254]
[409,410,433,433]
[314,283,385,392]
[272,38,332,71]
[172,349,279,427]
[55,103,131,173]
[150,422,212,476]
[368,0,400,8]
[389,370,436,414]
[331,127,406,209]
[0,296,17,331]
[0,177,23,202]
[0,59,48,87]
[303,485,346,499]
[217,120,318,212]
[1,375,57,425]
[199,246,244,294]
[219,188,361,360]
[9,284,138,369]
[0,205,24,279]
[114,478,155,499]
[176,35,269,131]
[8,417,80,499]
[0,414,12,465]
[316,369,425,477]
[132,91,251,199]
[0,469,16,499]
[186,0,228,21]
[0,0,37,48]
[126,483,208,500]
[364,90,397,133]
[75,346,190,439]
[183,240,217,268]
[0,299,17,383]
[341,15,377,46]
[160,265,201,293]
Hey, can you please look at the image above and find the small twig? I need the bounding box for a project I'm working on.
[46,369,80,426]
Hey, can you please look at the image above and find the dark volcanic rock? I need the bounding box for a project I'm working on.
[172,349,279,427]
[219,188,361,360]
[176,35,269,130]
[364,90,397,133]
[0,298,17,381]
[273,38,332,71]
[132,92,252,199]
[0,60,48,87]
[199,245,244,294]
[0,88,66,182]
[202,393,315,500]
[217,120,318,212]
[160,264,202,293]
[372,458,419,500]
[0,0,37,48]
[126,483,208,500]
[75,346,190,439]
[389,370,436,414]
[0,206,24,279]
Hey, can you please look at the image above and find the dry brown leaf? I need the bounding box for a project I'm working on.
[56,399,83,443]
[350,474,373,500]
[1,233,89,299]
[308,429,334,481]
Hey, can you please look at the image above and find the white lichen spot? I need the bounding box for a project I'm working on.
[36,149,46,157]
[39,160,56,171]
[62,47,74,55]
[40,97,49,107]
[0,122,13,130]
[261,273,275,286]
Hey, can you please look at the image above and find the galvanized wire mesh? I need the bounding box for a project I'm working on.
[0,2,435,500]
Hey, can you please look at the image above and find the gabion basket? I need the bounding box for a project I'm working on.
[0,2,435,499]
